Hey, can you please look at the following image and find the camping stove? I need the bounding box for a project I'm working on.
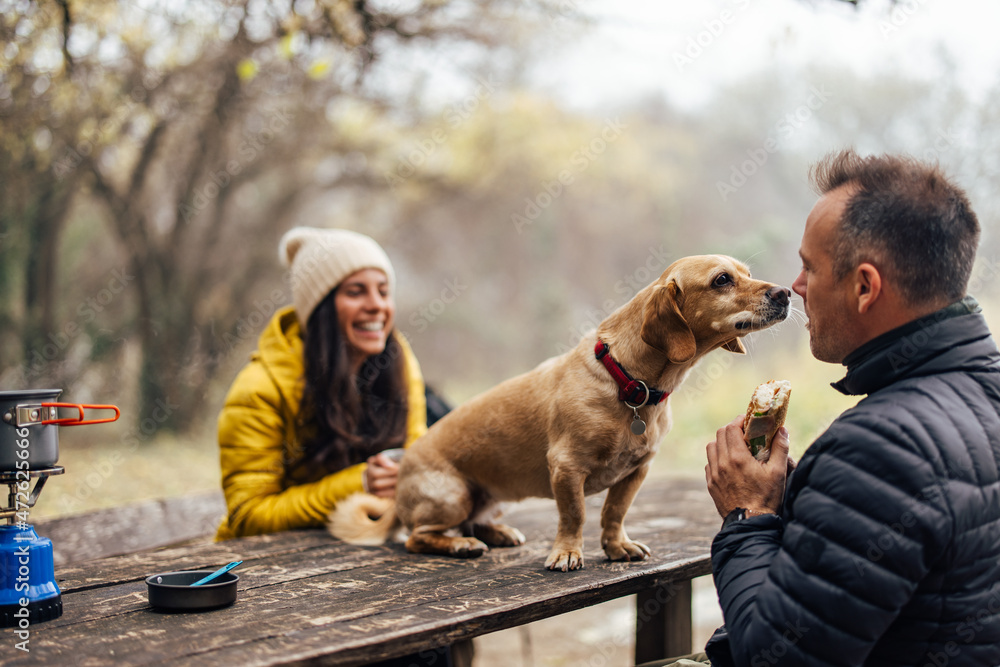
[0,391,120,628]
[0,466,65,627]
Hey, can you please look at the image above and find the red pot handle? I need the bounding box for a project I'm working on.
[41,403,121,426]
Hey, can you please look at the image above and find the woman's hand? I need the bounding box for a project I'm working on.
[364,452,400,498]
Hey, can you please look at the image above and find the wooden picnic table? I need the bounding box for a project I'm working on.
[7,477,721,666]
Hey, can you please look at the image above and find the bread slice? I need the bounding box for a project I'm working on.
[743,380,791,461]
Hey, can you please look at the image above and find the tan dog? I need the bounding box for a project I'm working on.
[329,255,790,571]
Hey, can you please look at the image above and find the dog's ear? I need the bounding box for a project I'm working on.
[721,338,747,354]
[641,281,696,363]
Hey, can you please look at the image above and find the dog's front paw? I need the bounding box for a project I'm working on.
[545,547,584,572]
[603,538,651,562]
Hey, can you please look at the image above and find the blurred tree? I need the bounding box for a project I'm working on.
[0,0,561,431]
[0,0,978,440]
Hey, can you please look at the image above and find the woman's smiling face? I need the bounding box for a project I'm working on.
[334,268,395,370]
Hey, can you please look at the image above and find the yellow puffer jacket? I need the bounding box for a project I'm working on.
[215,306,427,540]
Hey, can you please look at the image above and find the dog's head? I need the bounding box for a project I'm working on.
[640,255,790,363]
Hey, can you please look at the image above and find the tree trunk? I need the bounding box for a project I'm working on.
[22,182,74,378]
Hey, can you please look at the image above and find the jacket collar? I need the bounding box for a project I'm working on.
[832,296,999,396]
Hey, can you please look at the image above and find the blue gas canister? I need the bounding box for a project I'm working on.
[0,524,62,627]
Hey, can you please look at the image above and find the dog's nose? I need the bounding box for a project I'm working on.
[767,286,791,306]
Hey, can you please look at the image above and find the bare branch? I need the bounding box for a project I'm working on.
[54,0,74,72]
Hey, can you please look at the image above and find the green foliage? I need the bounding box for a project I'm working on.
[2,0,999,457]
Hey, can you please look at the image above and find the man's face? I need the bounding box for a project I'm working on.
[791,186,862,363]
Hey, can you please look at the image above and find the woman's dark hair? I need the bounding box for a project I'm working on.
[290,288,408,482]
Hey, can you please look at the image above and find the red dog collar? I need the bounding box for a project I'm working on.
[594,340,669,407]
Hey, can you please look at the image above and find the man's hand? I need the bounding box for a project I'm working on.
[364,452,400,498]
[705,415,791,518]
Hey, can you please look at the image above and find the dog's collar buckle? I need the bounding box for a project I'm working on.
[594,340,669,407]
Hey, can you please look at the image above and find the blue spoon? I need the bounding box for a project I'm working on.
[190,560,243,587]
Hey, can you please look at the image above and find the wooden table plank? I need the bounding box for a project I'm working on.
[7,477,718,666]
[54,530,337,592]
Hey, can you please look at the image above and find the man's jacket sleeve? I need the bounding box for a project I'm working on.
[710,413,950,666]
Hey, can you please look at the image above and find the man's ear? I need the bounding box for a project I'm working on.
[641,281,696,363]
[721,338,747,354]
[855,262,882,315]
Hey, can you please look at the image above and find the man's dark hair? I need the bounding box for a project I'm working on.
[809,149,980,308]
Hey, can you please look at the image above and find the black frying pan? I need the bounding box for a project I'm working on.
[146,571,238,611]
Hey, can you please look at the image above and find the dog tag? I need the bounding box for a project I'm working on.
[630,413,646,435]
[625,380,650,436]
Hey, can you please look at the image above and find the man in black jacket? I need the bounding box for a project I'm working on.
[701,150,1000,666]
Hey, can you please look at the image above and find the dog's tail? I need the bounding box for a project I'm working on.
[327,493,399,546]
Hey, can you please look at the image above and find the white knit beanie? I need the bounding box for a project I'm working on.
[279,227,396,328]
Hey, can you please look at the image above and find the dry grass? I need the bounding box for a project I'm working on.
[30,433,222,521]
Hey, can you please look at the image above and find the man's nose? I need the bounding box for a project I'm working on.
[767,286,791,306]
[791,271,806,298]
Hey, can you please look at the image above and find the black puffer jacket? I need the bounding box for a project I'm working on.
[707,297,1000,667]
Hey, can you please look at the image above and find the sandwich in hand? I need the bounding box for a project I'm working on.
[743,380,791,461]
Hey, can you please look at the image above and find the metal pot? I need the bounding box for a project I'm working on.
[0,390,120,471]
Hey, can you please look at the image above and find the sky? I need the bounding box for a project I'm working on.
[530,0,1000,112]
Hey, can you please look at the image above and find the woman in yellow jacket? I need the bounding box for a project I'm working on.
[215,227,427,540]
